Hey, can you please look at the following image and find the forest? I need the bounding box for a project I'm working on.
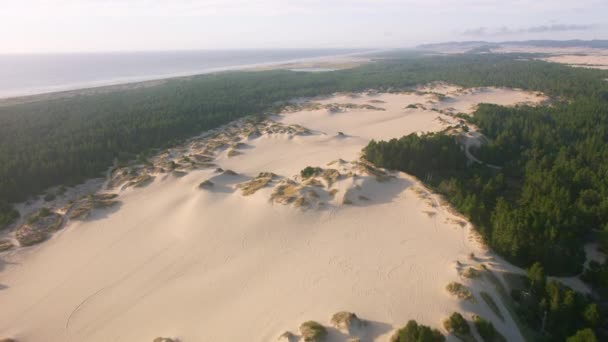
[1,52,608,269]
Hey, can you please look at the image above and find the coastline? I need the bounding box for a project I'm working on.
[0,50,377,106]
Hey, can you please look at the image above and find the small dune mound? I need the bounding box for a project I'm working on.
[446,282,474,301]
[0,338,17,342]
[171,170,188,178]
[222,169,238,176]
[271,180,301,204]
[299,321,327,342]
[152,338,175,342]
[15,208,63,246]
[320,169,341,187]
[237,172,277,196]
[354,160,391,182]
[69,193,119,220]
[122,174,155,189]
[198,180,215,189]
[302,178,324,187]
[215,167,224,173]
[326,158,347,166]
[330,311,365,335]
[278,331,298,342]
[0,239,14,252]
[227,149,242,157]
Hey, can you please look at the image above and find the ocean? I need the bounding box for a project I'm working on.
[0,49,362,99]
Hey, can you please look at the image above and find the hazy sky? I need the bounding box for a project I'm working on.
[1,0,606,53]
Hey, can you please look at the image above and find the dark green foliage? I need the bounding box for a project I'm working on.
[0,199,18,229]
[567,328,598,342]
[527,262,546,296]
[513,271,602,341]
[443,312,470,337]
[300,166,322,178]
[392,320,445,342]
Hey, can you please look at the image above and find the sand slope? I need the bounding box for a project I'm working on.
[0,86,546,342]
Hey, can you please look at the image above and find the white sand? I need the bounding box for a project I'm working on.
[0,87,546,342]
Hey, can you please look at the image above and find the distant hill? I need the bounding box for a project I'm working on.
[418,39,608,52]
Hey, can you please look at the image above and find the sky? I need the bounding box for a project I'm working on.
[1,0,607,53]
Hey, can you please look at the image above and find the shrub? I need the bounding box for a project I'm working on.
[446,282,474,301]
[391,320,445,342]
[301,166,322,178]
[566,328,598,342]
[299,321,327,342]
[444,312,470,337]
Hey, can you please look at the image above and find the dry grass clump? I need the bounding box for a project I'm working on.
[271,180,301,204]
[358,195,370,201]
[446,282,474,301]
[69,193,119,220]
[299,321,327,342]
[343,198,354,205]
[16,209,64,246]
[123,174,154,189]
[354,161,391,182]
[462,267,481,278]
[227,149,242,157]
[302,178,324,187]
[0,239,14,252]
[294,197,310,208]
[237,172,276,196]
[321,169,341,187]
[330,311,365,334]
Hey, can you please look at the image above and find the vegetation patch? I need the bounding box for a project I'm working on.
[443,312,474,342]
[69,193,119,220]
[390,320,445,342]
[0,239,14,252]
[299,321,327,342]
[301,166,322,178]
[16,209,63,246]
[330,311,365,334]
[446,282,474,301]
[236,172,276,196]
[463,267,481,278]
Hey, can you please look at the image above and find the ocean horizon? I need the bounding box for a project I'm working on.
[0,49,365,99]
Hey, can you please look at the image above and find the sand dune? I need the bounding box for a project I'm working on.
[0,86,546,342]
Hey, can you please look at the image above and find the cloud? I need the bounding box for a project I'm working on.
[463,23,595,36]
